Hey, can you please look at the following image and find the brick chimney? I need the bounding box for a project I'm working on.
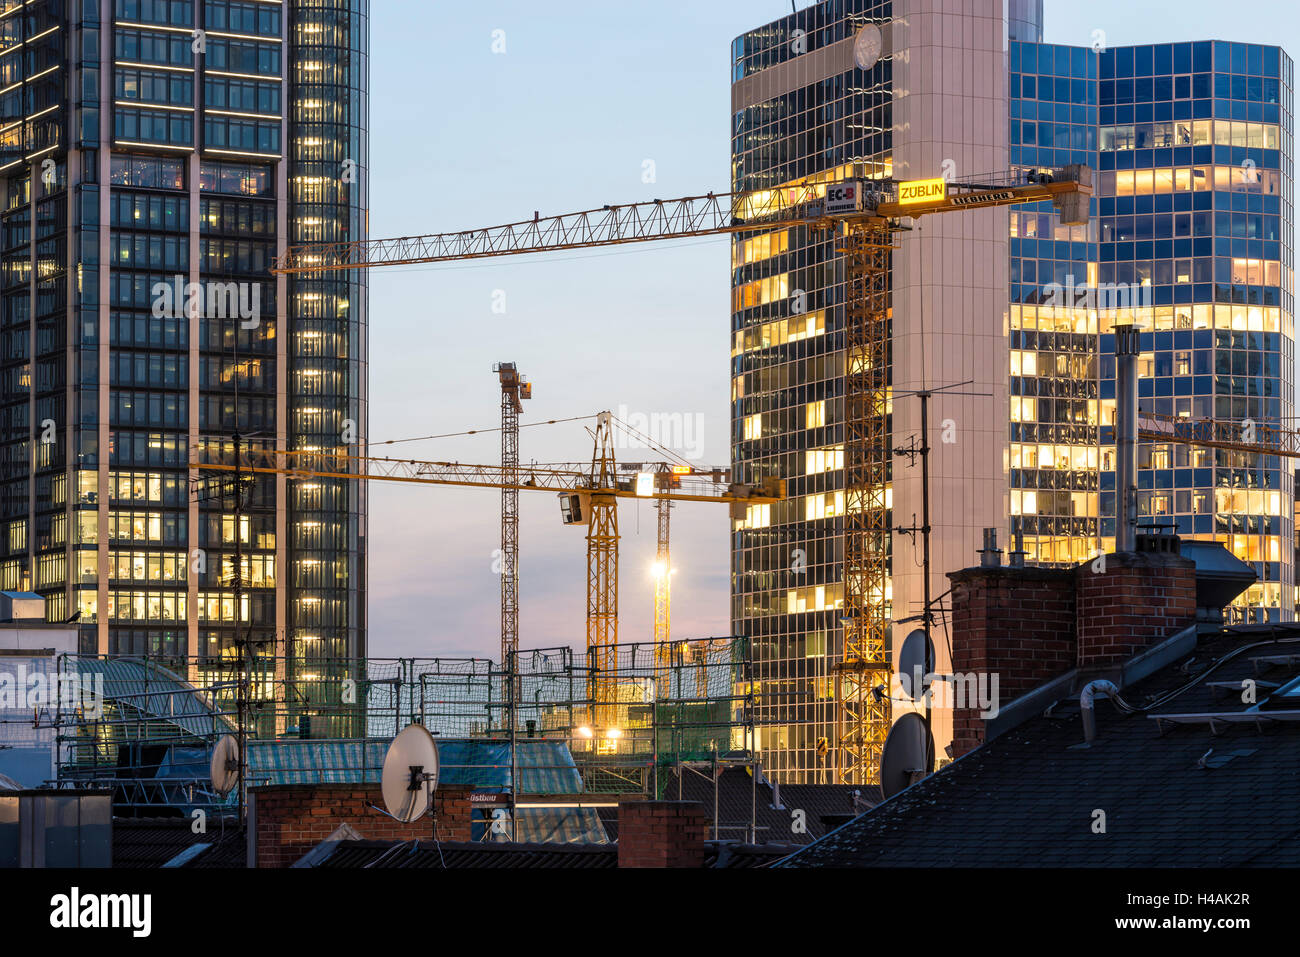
[616,800,707,868]
[1075,547,1196,671]
[947,531,1198,759]
[948,565,1077,757]
[251,782,474,868]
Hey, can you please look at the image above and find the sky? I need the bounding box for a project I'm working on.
[365,1,1300,661]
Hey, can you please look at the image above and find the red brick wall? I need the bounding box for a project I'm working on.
[617,800,706,868]
[948,566,1077,758]
[1075,551,1197,669]
[251,783,474,868]
[948,551,1196,759]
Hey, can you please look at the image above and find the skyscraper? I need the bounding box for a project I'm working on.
[0,1,368,703]
[731,0,1293,782]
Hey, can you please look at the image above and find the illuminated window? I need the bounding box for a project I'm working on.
[805,446,844,475]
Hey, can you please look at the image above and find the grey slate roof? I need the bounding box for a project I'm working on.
[113,817,246,868]
[776,625,1300,867]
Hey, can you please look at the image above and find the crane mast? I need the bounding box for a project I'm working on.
[587,413,620,727]
[494,362,530,691]
[653,476,672,693]
[836,221,896,785]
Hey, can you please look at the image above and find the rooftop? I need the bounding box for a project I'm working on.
[776,624,1300,867]
[296,836,796,869]
[112,817,247,869]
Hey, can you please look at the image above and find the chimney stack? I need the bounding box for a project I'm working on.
[617,800,707,868]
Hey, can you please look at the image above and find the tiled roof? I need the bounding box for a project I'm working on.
[777,626,1300,867]
[112,817,245,868]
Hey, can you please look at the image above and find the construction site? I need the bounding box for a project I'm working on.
[4,6,1296,903]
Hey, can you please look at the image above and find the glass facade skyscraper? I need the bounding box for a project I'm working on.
[731,0,1294,782]
[1011,39,1294,620]
[731,0,895,782]
[1007,45,1102,572]
[0,1,368,708]
[286,0,368,679]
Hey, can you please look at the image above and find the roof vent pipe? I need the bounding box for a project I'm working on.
[1009,520,1027,568]
[978,528,1002,568]
[1080,679,1121,744]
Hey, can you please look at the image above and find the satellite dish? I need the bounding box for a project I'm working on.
[854,24,883,71]
[896,628,935,700]
[210,734,241,796]
[879,712,934,799]
[381,723,440,823]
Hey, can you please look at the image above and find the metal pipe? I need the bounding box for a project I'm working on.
[1115,324,1141,552]
[1080,679,1119,744]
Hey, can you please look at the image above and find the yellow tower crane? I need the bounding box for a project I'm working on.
[269,165,1091,784]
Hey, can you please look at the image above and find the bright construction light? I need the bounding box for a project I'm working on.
[605,728,622,740]
[651,560,667,579]
[577,726,593,739]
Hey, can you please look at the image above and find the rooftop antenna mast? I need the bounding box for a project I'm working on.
[894,381,987,768]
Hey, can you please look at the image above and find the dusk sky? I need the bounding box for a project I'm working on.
[365,1,1300,661]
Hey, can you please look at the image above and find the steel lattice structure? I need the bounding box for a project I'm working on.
[191,426,781,711]
[834,223,895,785]
[1138,410,1300,459]
[191,444,777,504]
[653,472,673,694]
[495,363,530,695]
[273,190,819,274]
[586,416,620,730]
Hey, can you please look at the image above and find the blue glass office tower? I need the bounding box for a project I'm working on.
[1009,39,1295,621]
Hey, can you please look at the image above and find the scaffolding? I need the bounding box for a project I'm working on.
[41,637,757,814]
[500,637,755,796]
